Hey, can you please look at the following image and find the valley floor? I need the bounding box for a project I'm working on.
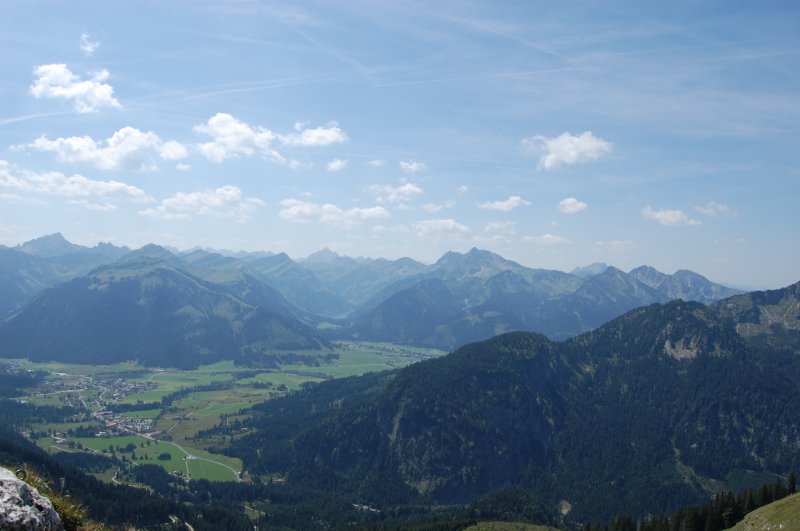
[2,341,445,485]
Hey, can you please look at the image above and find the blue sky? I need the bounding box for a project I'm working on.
[1,1,798,289]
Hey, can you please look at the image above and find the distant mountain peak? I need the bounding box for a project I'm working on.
[630,264,662,275]
[599,265,626,276]
[115,244,185,271]
[15,233,83,257]
[303,247,341,264]
[435,247,502,265]
[128,243,172,257]
[629,265,741,304]
[571,262,609,277]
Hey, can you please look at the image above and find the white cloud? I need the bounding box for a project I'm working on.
[277,199,319,223]
[558,197,588,214]
[195,113,281,163]
[30,64,121,113]
[373,224,410,234]
[694,201,738,218]
[80,33,100,56]
[367,159,385,167]
[22,127,188,171]
[478,195,531,212]
[523,233,571,245]
[400,160,427,173]
[524,131,612,171]
[278,122,348,146]
[194,114,347,164]
[159,140,189,161]
[326,158,348,172]
[278,198,388,227]
[370,182,423,204]
[0,160,151,203]
[414,218,470,240]
[458,185,469,195]
[422,200,454,213]
[139,186,264,221]
[69,199,117,212]
[320,204,389,227]
[642,206,701,227]
[0,193,48,205]
[288,160,312,170]
[484,221,516,233]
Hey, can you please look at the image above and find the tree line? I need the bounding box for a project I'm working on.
[583,474,797,531]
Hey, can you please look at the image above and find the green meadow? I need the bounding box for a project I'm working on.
[8,341,445,483]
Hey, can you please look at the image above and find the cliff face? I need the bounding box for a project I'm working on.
[0,466,64,531]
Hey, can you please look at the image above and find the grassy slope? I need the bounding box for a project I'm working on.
[728,492,800,531]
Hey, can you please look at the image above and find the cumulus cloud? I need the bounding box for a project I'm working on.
[478,195,531,212]
[558,197,588,214]
[367,159,385,167]
[194,113,347,164]
[422,200,454,213]
[0,193,48,205]
[523,233,571,245]
[278,198,388,228]
[414,218,470,240]
[159,140,189,161]
[370,182,423,205]
[400,160,427,173]
[278,122,348,146]
[30,64,121,113]
[320,204,389,227]
[277,199,319,223]
[0,160,151,203]
[694,201,738,218]
[642,206,701,227]
[523,131,611,171]
[80,33,100,56]
[194,113,282,163]
[21,127,188,171]
[139,186,264,221]
[484,221,516,233]
[458,185,469,195]
[373,224,410,234]
[326,158,348,172]
[69,199,117,212]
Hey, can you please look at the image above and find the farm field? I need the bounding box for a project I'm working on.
[3,341,445,484]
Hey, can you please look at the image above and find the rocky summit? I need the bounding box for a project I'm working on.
[0,466,63,531]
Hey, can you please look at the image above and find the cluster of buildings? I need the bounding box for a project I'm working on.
[93,409,156,437]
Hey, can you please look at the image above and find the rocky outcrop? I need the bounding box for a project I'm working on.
[0,466,64,531]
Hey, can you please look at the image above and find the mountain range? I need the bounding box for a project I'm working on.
[223,280,800,523]
[0,233,129,318]
[0,234,745,366]
[1,233,798,526]
[0,251,328,368]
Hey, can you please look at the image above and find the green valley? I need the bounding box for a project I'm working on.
[3,340,444,485]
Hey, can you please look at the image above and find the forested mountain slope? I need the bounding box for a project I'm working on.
[0,255,328,368]
[227,284,800,522]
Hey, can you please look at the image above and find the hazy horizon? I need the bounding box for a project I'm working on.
[6,230,778,292]
[2,1,798,289]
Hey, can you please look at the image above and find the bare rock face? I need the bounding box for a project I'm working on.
[0,466,64,531]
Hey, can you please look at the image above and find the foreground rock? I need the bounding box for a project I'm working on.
[0,466,64,531]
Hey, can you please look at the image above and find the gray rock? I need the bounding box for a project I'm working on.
[0,466,64,531]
